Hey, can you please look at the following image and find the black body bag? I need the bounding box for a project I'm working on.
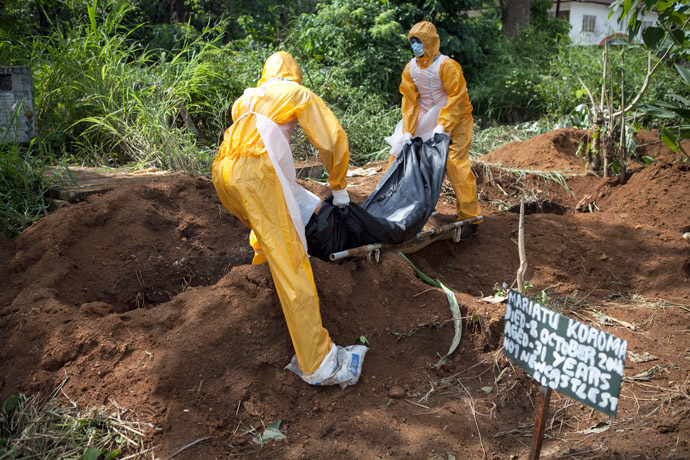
[305,133,450,261]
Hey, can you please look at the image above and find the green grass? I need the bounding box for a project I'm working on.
[47,21,223,172]
[335,95,400,165]
[17,6,252,175]
[0,144,56,238]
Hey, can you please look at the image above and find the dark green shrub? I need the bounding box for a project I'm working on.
[291,0,413,105]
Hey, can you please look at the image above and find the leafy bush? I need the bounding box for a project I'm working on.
[636,63,690,159]
[536,43,689,124]
[290,0,504,106]
[469,2,570,122]
[292,0,413,105]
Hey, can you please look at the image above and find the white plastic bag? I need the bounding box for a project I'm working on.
[384,103,444,157]
[286,343,368,389]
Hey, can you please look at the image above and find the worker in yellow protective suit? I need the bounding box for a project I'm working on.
[212,51,367,387]
[385,21,482,239]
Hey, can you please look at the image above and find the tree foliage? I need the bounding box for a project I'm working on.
[611,0,690,158]
[567,0,690,178]
[1,0,685,163]
[290,0,412,104]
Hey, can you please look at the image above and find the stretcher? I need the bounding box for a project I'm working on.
[329,215,483,262]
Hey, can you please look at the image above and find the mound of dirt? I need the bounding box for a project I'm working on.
[635,128,690,162]
[479,128,688,173]
[479,128,589,172]
[1,128,689,459]
[578,159,690,233]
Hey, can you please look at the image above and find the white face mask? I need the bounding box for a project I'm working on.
[410,38,424,57]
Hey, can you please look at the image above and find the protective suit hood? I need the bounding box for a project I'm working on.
[258,51,303,86]
[408,21,440,68]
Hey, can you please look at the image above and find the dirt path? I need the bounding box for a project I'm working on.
[1,129,689,459]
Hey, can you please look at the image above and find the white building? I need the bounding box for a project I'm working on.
[550,0,659,45]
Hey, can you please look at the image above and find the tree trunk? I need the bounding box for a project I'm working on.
[164,0,186,23]
[619,51,628,184]
[589,119,603,171]
[502,0,531,38]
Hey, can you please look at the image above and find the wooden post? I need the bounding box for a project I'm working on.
[516,197,552,459]
[619,50,627,184]
[528,385,552,460]
[517,198,527,294]
[600,42,609,176]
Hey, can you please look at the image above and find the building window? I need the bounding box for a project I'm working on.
[582,15,596,33]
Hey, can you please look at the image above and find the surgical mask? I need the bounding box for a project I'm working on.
[411,40,424,57]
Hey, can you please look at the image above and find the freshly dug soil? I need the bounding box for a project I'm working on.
[1,129,689,459]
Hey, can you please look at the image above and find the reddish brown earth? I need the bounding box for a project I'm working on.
[1,129,689,459]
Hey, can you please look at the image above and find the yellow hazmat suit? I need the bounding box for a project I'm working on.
[388,21,481,223]
[212,52,351,378]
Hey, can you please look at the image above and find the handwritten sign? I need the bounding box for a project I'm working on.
[503,290,627,418]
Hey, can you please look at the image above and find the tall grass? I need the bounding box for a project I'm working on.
[9,2,262,174]
[31,5,229,172]
[333,94,400,165]
[0,143,55,238]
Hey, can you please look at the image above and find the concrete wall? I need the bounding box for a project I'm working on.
[0,67,36,144]
[551,2,658,46]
